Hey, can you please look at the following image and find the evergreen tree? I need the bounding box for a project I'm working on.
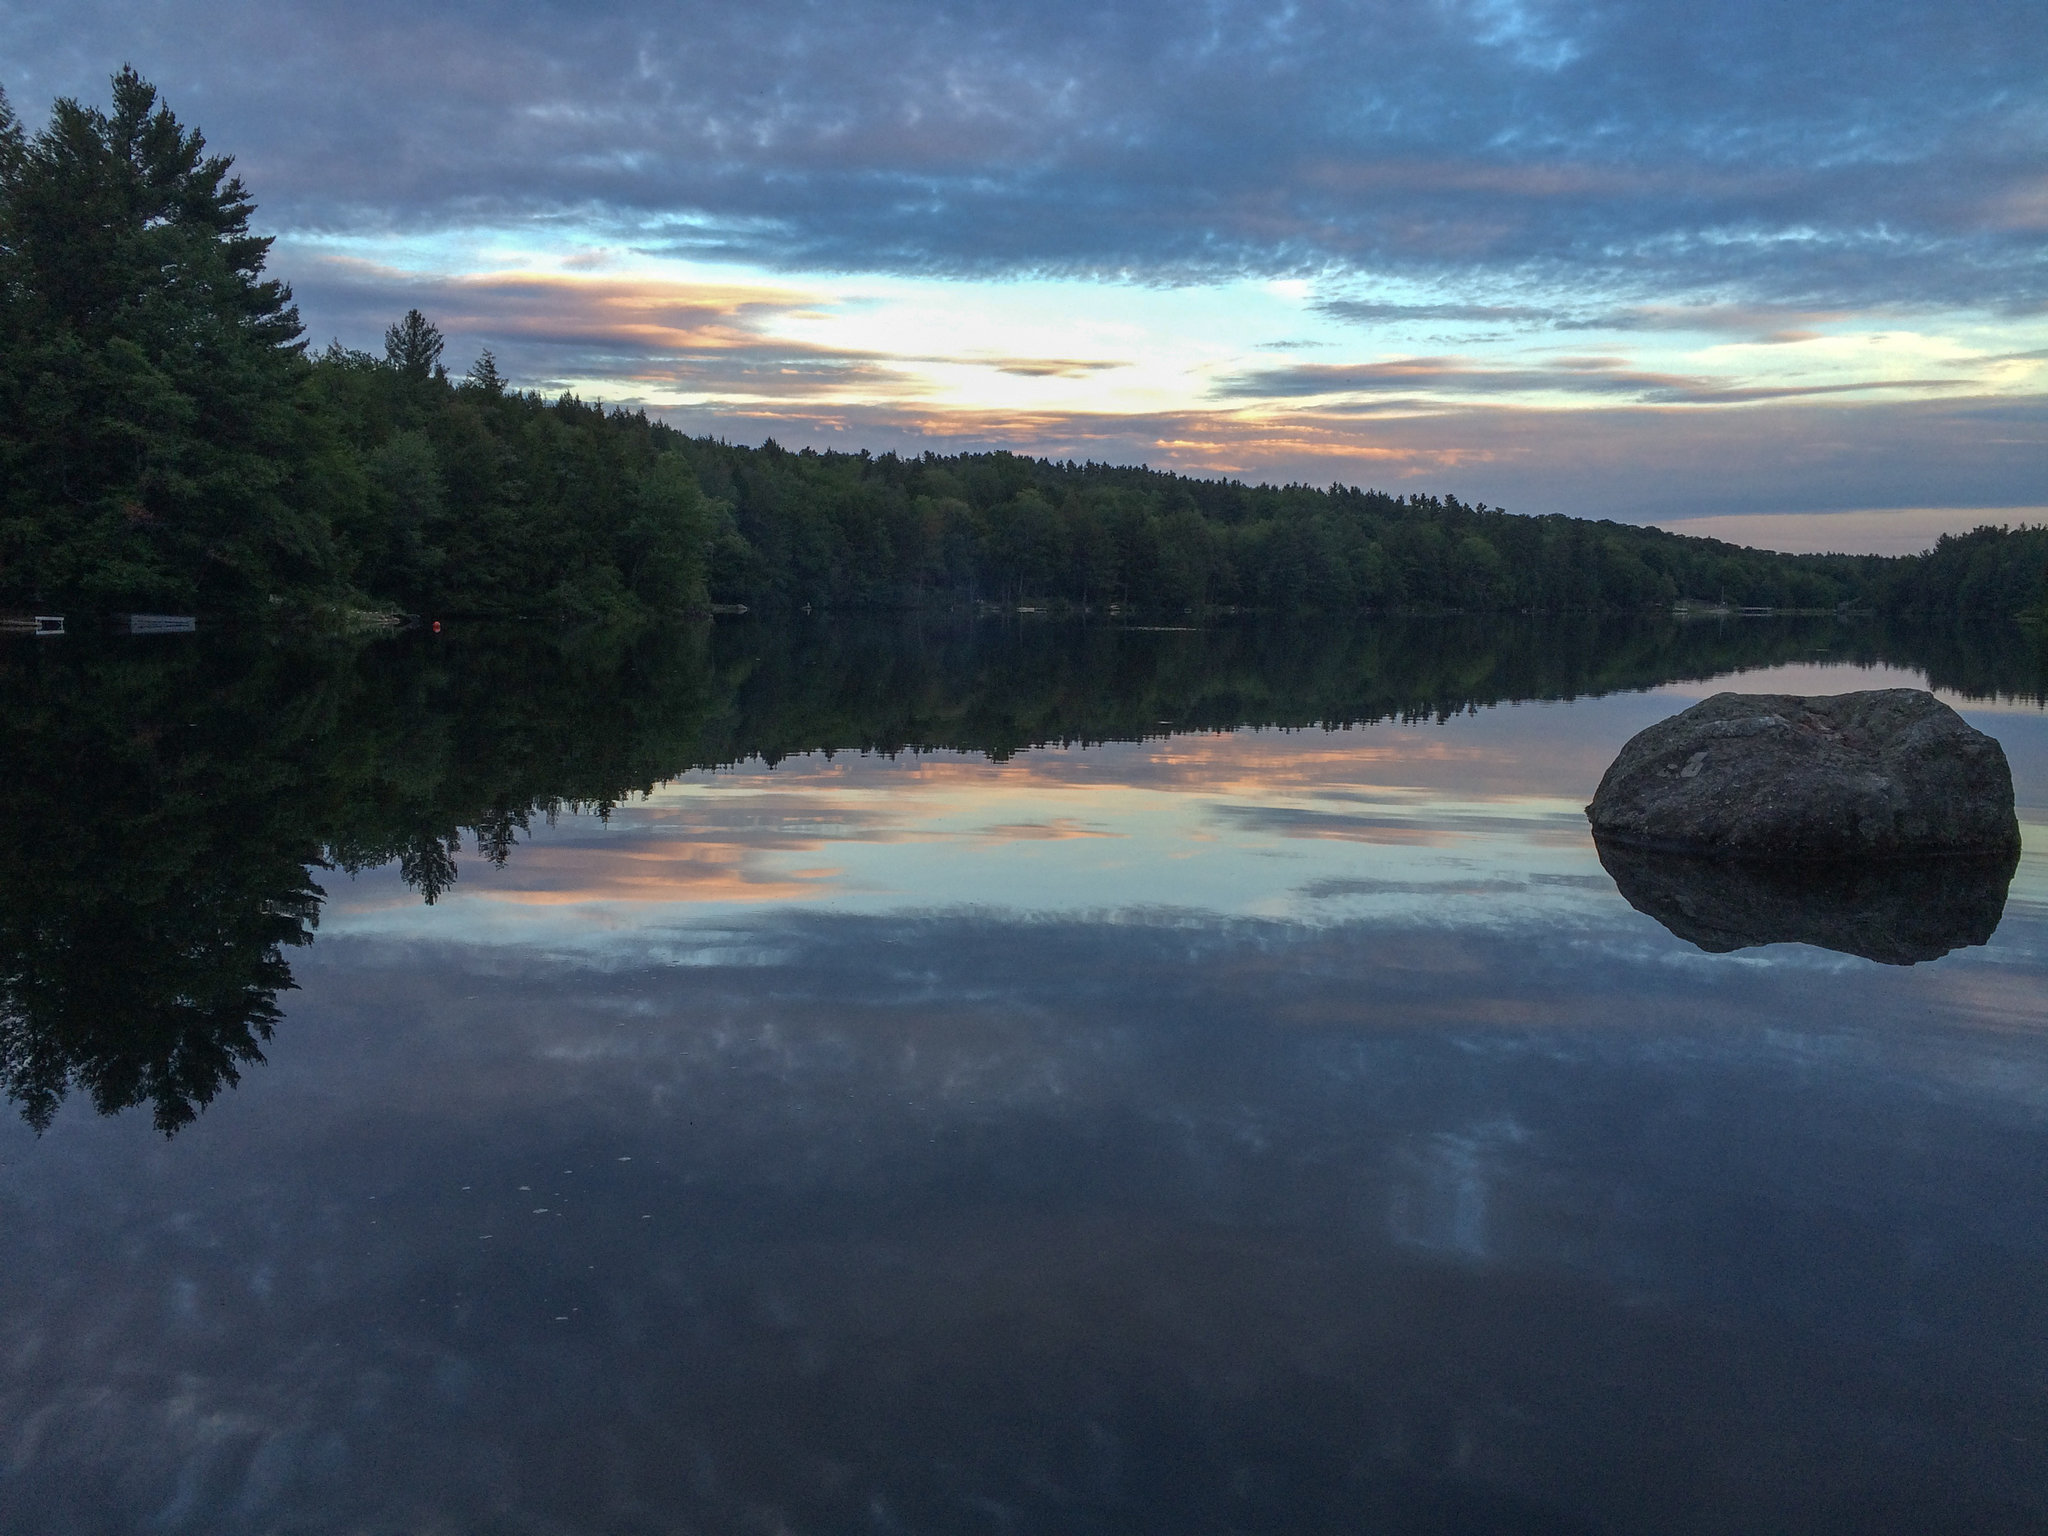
[0,67,341,612]
[0,87,23,180]
[384,308,444,381]
[465,347,504,395]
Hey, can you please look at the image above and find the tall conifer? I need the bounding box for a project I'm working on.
[0,68,341,611]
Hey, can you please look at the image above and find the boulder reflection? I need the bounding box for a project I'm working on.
[1596,839,2021,965]
[1,611,2037,1134]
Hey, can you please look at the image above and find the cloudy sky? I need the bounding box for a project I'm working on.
[5,0,2044,544]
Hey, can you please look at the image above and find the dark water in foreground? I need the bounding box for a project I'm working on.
[2,617,2045,1534]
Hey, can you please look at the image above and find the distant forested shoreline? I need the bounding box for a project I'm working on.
[3,71,2044,626]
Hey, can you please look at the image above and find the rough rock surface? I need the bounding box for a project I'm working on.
[1596,839,2018,965]
[1586,689,2019,859]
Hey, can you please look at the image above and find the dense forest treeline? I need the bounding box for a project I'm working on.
[3,71,2045,625]
[663,444,2048,622]
[4,609,2044,1132]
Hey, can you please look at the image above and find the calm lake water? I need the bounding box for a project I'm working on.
[3,617,2045,1534]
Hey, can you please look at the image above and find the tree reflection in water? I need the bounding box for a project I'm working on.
[2,612,2038,1133]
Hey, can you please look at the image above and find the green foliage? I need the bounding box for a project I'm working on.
[298,339,713,620]
[383,307,445,381]
[666,442,1898,617]
[465,347,505,394]
[0,67,341,612]
[0,71,2038,627]
[0,71,710,624]
[1875,524,2048,623]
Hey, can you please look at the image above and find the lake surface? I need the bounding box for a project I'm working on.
[3,617,2045,1534]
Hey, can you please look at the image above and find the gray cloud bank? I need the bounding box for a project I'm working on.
[3,0,2044,306]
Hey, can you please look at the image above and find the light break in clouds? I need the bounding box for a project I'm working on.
[3,0,2044,542]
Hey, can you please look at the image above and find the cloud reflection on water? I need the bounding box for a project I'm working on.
[5,894,2046,1531]
[3,651,2046,1530]
[323,671,2044,973]
[321,704,1632,942]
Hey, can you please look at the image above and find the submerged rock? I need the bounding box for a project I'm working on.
[1586,689,2019,859]
[1597,839,2019,965]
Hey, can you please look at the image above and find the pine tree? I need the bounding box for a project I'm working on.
[384,309,445,381]
[0,68,342,612]
[464,347,505,395]
[0,87,23,180]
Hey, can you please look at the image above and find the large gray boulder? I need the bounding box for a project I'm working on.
[1587,689,2019,859]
